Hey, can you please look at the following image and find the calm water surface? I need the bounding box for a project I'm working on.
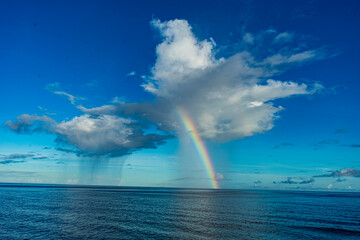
[0,184,359,239]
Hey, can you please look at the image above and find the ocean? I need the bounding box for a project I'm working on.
[0,184,359,239]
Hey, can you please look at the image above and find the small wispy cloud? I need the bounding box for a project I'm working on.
[37,106,56,116]
[243,33,254,45]
[127,71,136,76]
[53,91,79,105]
[215,172,225,181]
[84,80,98,88]
[45,82,60,91]
[273,32,294,44]
[45,82,83,105]
[264,28,277,34]
[262,50,320,66]
[112,96,126,104]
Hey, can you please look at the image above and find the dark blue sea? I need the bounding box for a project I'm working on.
[0,184,359,239]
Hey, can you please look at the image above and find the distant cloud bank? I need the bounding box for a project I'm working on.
[314,168,360,178]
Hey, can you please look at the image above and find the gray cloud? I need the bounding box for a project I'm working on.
[336,178,347,182]
[0,153,35,159]
[54,114,173,157]
[0,160,25,164]
[314,168,360,178]
[299,178,315,184]
[6,114,172,158]
[32,156,49,160]
[280,177,298,184]
[0,153,35,164]
[4,114,56,134]
[277,177,314,184]
[55,147,81,155]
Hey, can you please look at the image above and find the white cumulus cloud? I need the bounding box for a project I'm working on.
[143,19,220,96]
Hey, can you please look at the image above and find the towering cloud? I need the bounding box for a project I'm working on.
[141,19,321,142]
[143,19,219,96]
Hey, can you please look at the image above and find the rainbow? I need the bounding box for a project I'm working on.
[176,107,219,189]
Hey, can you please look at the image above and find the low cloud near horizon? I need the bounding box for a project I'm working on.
[314,168,360,178]
[275,177,315,185]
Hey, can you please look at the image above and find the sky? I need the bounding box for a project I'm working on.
[1,0,360,191]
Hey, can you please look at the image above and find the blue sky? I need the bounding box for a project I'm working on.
[1,0,360,191]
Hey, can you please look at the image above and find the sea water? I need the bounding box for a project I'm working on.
[0,184,359,239]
